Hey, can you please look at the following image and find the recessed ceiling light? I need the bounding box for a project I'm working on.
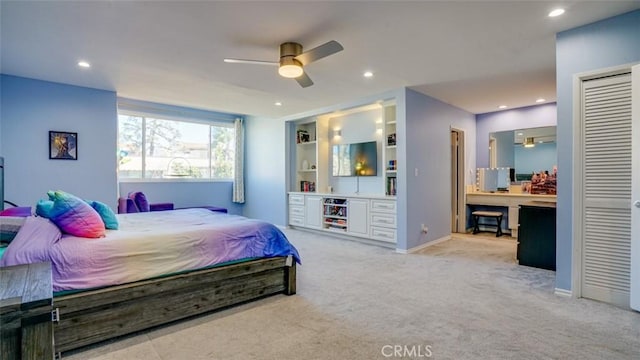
[274,102,282,106]
[363,71,373,78]
[517,132,523,136]
[77,60,91,68]
[536,98,545,103]
[548,8,565,17]
[498,105,508,109]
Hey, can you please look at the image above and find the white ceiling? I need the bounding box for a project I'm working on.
[2,1,639,118]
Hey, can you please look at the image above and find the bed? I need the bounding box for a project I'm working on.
[0,208,300,353]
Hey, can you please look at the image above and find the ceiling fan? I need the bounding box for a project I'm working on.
[224,40,344,88]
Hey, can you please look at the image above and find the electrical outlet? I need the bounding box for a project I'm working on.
[421,224,428,233]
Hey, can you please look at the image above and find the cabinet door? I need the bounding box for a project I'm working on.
[348,199,369,236]
[305,196,322,229]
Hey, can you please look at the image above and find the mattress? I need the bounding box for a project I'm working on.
[1,209,300,291]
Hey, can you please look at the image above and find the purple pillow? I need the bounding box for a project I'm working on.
[46,190,105,238]
[0,216,61,267]
[129,192,150,212]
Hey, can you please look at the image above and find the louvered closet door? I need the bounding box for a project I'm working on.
[581,73,632,308]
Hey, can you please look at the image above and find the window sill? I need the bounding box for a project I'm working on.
[118,178,233,183]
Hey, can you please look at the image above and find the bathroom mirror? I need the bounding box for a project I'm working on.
[489,126,556,182]
[477,167,510,192]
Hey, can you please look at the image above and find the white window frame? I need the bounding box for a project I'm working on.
[117,111,236,183]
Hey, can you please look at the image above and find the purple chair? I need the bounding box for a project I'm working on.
[117,192,174,214]
[117,192,227,214]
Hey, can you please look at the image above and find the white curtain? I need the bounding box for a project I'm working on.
[233,118,245,203]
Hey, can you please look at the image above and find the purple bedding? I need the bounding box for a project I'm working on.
[0,209,300,292]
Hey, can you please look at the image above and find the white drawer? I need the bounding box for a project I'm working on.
[370,226,396,243]
[289,205,304,217]
[289,216,304,226]
[371,199,396,213]
[371,213,396,228]
[289,194,305,205]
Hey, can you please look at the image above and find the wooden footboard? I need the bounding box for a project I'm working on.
[54,256,296,353]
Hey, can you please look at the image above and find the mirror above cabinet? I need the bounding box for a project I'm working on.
[489,126,556,182]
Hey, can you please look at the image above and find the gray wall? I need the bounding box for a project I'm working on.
[0,75,118,209]
[403,88,476,250]
[242,115,287,226]
[555,9,640,291]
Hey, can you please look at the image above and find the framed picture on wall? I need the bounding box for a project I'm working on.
[49,131,78,160]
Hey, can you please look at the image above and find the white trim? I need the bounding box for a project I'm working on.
[396,235,452,254]
[571,62,638,302]
[554,288,573,298]
[118,178,233,183]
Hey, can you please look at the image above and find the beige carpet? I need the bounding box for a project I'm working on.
[66,229,640,360]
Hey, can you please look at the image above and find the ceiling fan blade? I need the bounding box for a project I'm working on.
[223,58,278,66]
[295,40,343,65]
[295,71,314,88]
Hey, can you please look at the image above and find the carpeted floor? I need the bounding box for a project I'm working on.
[66,229,640,360]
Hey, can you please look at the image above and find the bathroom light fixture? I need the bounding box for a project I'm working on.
[523,137,536,148]
[77,61,91,68]
[548,8,565,17]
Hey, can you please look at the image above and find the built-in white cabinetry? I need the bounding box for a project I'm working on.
[304,196,323,229]
[287,99,398,247]
[370,199,397,243]
[288,194,305,227]
[383,104,397,196]
[289,193,395,245]
[347,199,369,236]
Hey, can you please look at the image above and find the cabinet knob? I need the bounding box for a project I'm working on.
[634,200,640,208]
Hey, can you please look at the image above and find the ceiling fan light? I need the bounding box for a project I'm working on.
[279,57,304,78]
[279,64,304,78]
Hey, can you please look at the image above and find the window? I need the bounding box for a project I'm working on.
[118,114,235,180]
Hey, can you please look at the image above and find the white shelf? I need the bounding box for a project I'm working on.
[297,141,316,145]
[324,226,347,232]
[386,145,397,149]
[298,169,317,173]
[386,170,397,174]
[386,120,397,125]
[324,215,347,220]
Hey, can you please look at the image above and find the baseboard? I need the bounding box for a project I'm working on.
[554,288,573,298]
[396,235,452,254]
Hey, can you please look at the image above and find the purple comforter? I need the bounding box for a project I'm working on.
[1,209,300,292]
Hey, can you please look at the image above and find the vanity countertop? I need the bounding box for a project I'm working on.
[467,192,556,200]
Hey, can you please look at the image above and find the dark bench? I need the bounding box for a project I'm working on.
[471,210,504,237]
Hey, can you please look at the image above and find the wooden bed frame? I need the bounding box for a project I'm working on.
[53,256,296,354]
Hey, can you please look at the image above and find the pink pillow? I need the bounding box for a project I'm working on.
[46,190,105,238]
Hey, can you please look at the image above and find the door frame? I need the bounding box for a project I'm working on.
[571,62,638,299]
[450,127,466,233]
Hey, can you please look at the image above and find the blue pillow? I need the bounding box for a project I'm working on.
[90,200,119,230]
[36,199,54,218]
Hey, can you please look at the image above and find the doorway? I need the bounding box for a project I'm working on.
[451,128,465,233]
[573,65,635,308]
